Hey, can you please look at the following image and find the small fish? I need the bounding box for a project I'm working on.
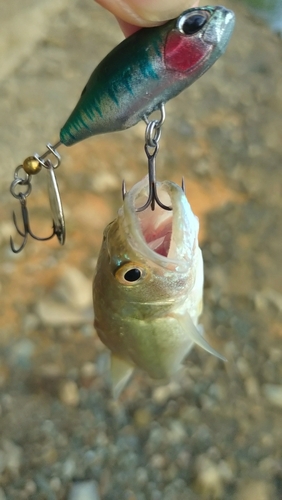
[93,178,224,397]
[60,6,235,146]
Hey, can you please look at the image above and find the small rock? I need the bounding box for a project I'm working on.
[152,382,180,404]
[36,300,89,326]
[237,357,251,378]
[152,385,171,404]
[59,381,80,407]
[133,408,152,428]
[245,377,260,399]
[1,439,23,476]
[24,480,37,495]
[81,362,97,379]
[91,170,119,193]
[217,460,234,484]
[57,267,92,310]
[136,467,148,485]
[63,458,77,479]
[23,313,40,333]
[9,339,35,368]
[50,477,61,493]
[167,421,186,444]
[254,289,282,313]
[263,384,282,408]
[194,456,224,499]
[259,457,279,474]
[150,454,166,469]
[0,487,7,500]
[68,480,100,500]
[235,480,273,500]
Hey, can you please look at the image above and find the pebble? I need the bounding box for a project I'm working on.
[136,467,148,485]
[59,380,80,407]
[24,480,37,495]
[254,288,282,313]
[244,377,260,399]
[81,362,97,379]
[167,421,186,444]
[9,339,35,368]
[0,488,6,500]
[194,456,224,499]
[91,170,119,193]
[63,458,77,479]
[150,454,166,469]
[262,384,282,408]
[68,480,100,500]
[152,382,180,404]
[1,439,23,476]
[133,408,152,428]
[36,300,89,326]
[49,477,61,493]
[235,480,273,500]
[56,267,93,310]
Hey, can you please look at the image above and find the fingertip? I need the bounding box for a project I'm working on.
[116,18,142,37]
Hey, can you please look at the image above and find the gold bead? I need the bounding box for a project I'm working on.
[23,156,42,175]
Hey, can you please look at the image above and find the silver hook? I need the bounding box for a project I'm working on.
[136,143,172,212]
[9,177,56,253]
[9,144,65,253]
[122,103,172,212]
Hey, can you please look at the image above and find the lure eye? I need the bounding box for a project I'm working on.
[115,262,145,285]
[177,11,210,35]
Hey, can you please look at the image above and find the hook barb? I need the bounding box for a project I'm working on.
[10,195,57,254]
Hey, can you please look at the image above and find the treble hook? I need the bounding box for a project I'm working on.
[10,193,56,253]
[136,143,172,212]
[122,102,173,212]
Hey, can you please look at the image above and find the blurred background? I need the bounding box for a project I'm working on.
[0,0,282,499]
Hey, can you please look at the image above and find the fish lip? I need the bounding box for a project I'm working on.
[121,177,199,273]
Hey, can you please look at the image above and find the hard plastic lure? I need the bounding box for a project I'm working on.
[9,5,235,253]
[93,177,224,397]
[60,5,235,146]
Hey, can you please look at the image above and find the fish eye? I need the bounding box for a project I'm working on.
[115,262,145,285]
[177,11,210,35]
[124,268,141,282]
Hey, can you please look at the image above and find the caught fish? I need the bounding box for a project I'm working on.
[93,178,224,397]
[60,5,235,146]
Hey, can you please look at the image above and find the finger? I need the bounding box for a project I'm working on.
[116,18,157,37]
[95,0,200,27]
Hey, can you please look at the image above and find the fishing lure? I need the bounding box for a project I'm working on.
[9,5,235,252]
[60,5,235,146]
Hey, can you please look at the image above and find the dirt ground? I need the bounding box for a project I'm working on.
[0,1,282,499]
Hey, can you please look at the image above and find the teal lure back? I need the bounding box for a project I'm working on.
[60,6,235,147]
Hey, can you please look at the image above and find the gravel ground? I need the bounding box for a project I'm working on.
[0,1,282,499]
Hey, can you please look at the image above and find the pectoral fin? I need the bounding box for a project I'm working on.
[172,312,226,362]
[111,355,134,399]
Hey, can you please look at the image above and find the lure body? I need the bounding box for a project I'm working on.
[60,6,235,146]
[93,178,223,397]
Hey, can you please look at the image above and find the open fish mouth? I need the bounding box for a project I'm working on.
[137,201,173,258]
[122,177,199,269]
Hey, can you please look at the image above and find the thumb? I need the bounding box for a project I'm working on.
[95,0,200,29]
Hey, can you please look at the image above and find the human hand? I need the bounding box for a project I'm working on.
[95,0,200,36]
